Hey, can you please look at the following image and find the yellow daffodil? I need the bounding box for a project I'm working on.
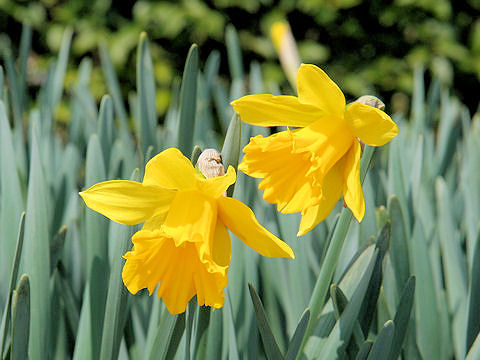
[231,64,398,236]
[79,148,294,314]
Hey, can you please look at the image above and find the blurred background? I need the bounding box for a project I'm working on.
[0,0,478,122]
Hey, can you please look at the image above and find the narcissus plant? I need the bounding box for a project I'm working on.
[232,64,398,236]
[80,148,294,314]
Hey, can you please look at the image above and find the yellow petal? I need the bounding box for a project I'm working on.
[79,180,175,225]
[238,131,321,213]
[210,221,231,268]
[345,102,399,146]
[231,94,322,128]
[197,166,236,198]
[122,229,227,315]
[162,189,217,246]
[296,64,345,118]
[143,148,198,190]
[297,162,344,236]
[216,196,295,259]
[292,116,354,181]
[193,222,231,308]
[341,141,365,221]
[142,209,168,231]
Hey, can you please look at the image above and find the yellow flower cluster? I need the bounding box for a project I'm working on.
[80,64,397,314]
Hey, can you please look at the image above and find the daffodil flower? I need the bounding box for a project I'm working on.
[80,148,294,314]
[231,64,399,236]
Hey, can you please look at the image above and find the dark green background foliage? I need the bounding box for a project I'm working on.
[0,0,479,118]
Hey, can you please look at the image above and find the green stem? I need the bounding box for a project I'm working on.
[297,145,376,357]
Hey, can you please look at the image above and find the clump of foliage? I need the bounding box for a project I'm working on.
[0,0,479,116]
[0,22,479,360]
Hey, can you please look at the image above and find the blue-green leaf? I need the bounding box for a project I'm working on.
[221,113,241,197]
[23,123,51,359]
[177,44,198,157]
[137,32,158,158]
[10,274,30,360]
[248,283,284,360]
[0,101,24,303]
[0,212,25,357]
[285,309,310,360]
[367,320,395,360]
[98,95,114,169]
[389,276,416,360]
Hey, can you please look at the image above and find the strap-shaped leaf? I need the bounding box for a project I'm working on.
[184,300,197,359]
[221,113,241,197]
[99,44,129,132]
[206,308,223,360]
[467,232,480,352]
[190,145,203,166]
[148,312,186,360]
[51,27,73,110]
[467,332,480,360]
[0,212,25,358]
[23,124,51,359]
[225,25,243,82]
[355,341,373,360]
[177,44,198,157]
[308,249,379,359]
[225,293,240,360]
[358,222,390,335]
[98,95,114,168]
[193,306,211,358]
[0,101,24,306]
[285,309,310,360]
[10,274,30,360]
[389,276,416,360]
[137,32,158,158]
[388,195,410,294]
[330,285,364,352]
[411,221,441,359]
[367,320,395,360]
[248,283,284,360]
[50,226,67,274]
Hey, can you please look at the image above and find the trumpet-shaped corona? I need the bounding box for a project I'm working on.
[231,64,398,236]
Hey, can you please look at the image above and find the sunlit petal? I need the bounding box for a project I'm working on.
[217,196,294,259]
[342,141,365,221]
[239,131,320,213]
[162,190,217,246]
[197,166,236,198]
[80,180,175,225]
[292,116,354,181]
[296,64,345,118]
[210,221,231,268]
[143,148,198,190]
[297,162,344,236]
[122,230,227,315]
[231,94,322,128]
[345,102,399,146]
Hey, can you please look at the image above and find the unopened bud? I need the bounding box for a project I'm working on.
[355,95,385,111]
[196,149,225,179]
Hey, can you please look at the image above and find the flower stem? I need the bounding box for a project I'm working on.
[297,145,376,357]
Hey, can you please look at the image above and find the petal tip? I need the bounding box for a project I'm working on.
[296,229,306,237]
